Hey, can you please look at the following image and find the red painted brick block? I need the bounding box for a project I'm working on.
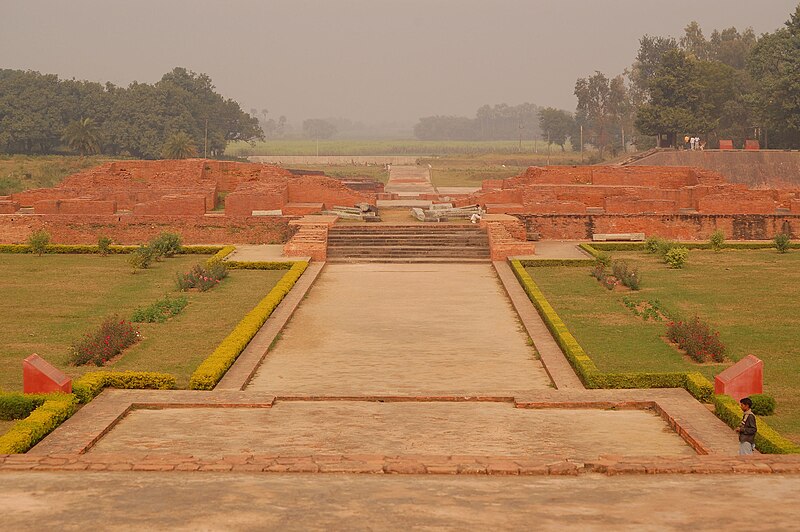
[714,354,763,400]
[23,354,72,394]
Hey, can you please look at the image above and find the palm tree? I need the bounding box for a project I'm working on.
[61,117,101,156]
[162,132,198,159]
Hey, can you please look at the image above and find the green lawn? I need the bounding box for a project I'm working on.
[527,249,800,442]
[279,163,390,184]
[0,254,284,390]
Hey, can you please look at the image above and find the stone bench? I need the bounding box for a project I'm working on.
[592,233,646,242]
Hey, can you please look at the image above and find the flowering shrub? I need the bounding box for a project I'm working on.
[176,262,228,292]
[150,232,182,259]
[612,260,641,290]
[666,316,725,363]
[69,315,141,366]
[128,244,155,271]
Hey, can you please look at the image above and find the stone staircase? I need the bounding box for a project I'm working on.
[327,224,490,263]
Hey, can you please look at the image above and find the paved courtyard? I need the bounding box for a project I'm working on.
[247,263,552,395]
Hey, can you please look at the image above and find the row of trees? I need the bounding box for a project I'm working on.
[577,5,800,151]
[413,103,544,141]
[0,67,263,158]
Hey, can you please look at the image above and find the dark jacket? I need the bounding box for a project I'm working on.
[739,410,757,444]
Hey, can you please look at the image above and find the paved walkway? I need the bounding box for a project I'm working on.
[3,472,800,530]
[384,165,437,197]
[247,263,552,395]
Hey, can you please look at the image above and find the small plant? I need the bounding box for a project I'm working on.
[612,259,641,290]
[595,251,611,267]
[131,294,188,323]
[645,236,664,254]
[590,263,606,281]
[750,394,776,416]
[656,239,677,258]
[97,235,112,256]
[774,233,790,253]
[666,316,725,363]
[709,229,725,252]
[176,262,228,292]
[28,229,50,256]
[149,232,182,259]
[69,315,140,366]
[128,245,155,271]
[664,247,689,268]
[602,275,619,290]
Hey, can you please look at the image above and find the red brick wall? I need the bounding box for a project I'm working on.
[286,175,374,209]
[132,195,207,215]
[33,199,117,215]
[0,214,296,245]
[0,200,20,214]
[516,213,799,240]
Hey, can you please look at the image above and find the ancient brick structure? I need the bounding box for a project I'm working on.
[1,160,374,245]
[460,166,800,240]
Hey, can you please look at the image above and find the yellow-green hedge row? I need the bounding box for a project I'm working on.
[519,258,593,268]
[510,259,714,399]
[226,260,294,270]
[583,241,800,254]
[510,259,800,453]
[0,393,78,454]
[72,371,177,404]
[0,244,223,255]
[713,394,800,454]
[189,261,309,390]
[205,246,236,265]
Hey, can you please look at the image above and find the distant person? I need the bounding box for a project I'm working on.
[684,135,691,150]
[735,396,757,455]
[470,211,482,224]
[699,140,706,151]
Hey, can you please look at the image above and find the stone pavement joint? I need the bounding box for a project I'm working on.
[3,453,800,476]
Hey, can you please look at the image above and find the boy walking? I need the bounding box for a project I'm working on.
[735,397,757,455]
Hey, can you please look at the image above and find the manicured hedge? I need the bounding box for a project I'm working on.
[0,244,223,255]
[0,393,47,420]
[206,245,236,265]
[584,241,800,254]
[713,394,800,454]
[510,259,716,398]
[0,393,78,454]
[72,371,177,403]
[189,261,308,390]
[226,260,294,270]
[519,258,593,268]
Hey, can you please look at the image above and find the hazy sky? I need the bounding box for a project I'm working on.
[1,0,797,126]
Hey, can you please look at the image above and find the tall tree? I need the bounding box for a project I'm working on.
[748,6,800,148]
[162,131,198,159]
[538,108,575,151]
[574,72,628,156]
[61,117,101,156]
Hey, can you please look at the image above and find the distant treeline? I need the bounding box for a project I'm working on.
[0,67,262,158]
[414,103,546,141]
[575,5,800,152]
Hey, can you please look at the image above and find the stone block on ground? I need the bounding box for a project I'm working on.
[714,354,763,400]
[23,354,72,394]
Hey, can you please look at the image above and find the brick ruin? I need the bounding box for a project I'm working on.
[459,165,800,240]
[0,160,375,245]
[1,161,799,247]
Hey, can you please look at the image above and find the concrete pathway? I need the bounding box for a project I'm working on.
[2,472,800,531]
[384,165,437,197]
[247,263,552,395]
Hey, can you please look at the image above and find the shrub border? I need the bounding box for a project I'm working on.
[0,244,223,255]
[0,393,78,454]
[189,261,308,390]
[582,241,800,254]
[510,259,798,454]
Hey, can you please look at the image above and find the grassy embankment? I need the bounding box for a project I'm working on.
[526,249,800,442]
[0,154,120,195]
[0,254,284,391]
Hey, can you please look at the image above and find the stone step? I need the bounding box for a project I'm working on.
[327,257,491,263]
[327,250,491,258]
[327,238,489,245]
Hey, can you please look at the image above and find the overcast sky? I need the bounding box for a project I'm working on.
[1,0,797,127]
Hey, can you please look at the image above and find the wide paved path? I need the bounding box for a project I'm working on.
[247,263,553,395]
[3,472,799,530]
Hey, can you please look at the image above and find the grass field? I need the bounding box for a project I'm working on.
[0,254,284,390]
[278,164,390,184]
[526,249,800,442]
[0,154,121,195]
[227,139,588,157]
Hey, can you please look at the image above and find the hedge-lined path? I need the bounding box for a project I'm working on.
[247,263,553,396]
[2,472,800,530]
